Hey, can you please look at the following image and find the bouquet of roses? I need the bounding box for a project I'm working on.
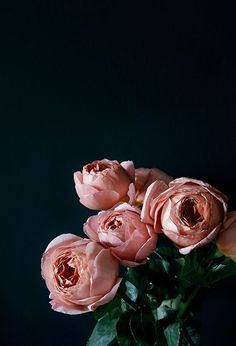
[41,159,236,346]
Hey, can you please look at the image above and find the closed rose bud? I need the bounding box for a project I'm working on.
[83,203,157,267]
[141,178,228,254]
[134,167,173,206]
[216,212,236,261]
[74,159,135,210]
[41,234,121,314]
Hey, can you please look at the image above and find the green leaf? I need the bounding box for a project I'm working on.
[154,246,181,259]
[117,308,156,346]
[93,294,122,320]
[164,322,181,346]
[150,254,172,275]
[207,257,236,285]
[87,313,118,346]
[147,259,178,298]
[116,310,139,346]
[126,265,150,306]
[211,247,225,259]
[125,280,138,302]
[153,295,181,321]
[173,258,185,270]
[147,293,159,310]
[118,280,139,311]
[179,251,206,288]
[126,265,147,289]
[121,298,130,313]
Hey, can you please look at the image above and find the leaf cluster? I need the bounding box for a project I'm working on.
[87,244,236,346]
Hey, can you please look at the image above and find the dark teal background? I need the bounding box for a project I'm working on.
[1,1,236,345]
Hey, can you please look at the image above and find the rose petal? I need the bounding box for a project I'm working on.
[88,246,119,296]
[75,183,99,197]
[114,202,140,214]
[50,298,90,315]
[216,212,236,256]
[179,224,221,254]
[127,182,136,205]
[73,171,83,184]
[111,229,148,261]
[44,234,82,253]
[80,190,121,210]
[161,199,179,233]
[141,180,169,224]
[88,278,122,310]
[119,258,146,267]
[120,160,135,180]
[135,225,157,261]
[83,216,100,241]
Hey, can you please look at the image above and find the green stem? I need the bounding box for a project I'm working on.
[119,289,138,311]
[177,285,200,320]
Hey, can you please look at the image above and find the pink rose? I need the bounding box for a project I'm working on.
[41,234,121,314]
[74,159,135,210]
[84,203,157,267]
[216,212,236,261]
[141,178,228,254]
[134,167,173,206]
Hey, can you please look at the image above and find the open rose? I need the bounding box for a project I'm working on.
[84,203,157,267]
[216,212,236,261]
[141,178,228,254]
[41,234,121,314]
[74,159,135,210]
[134,167,173,206]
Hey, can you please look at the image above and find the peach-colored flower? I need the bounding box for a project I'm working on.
[84,203,157,267]
[134,167,173,206]
[141,178,228,254]
[41,234,121,314]
[216,212,236,261]
[74,159,135,210]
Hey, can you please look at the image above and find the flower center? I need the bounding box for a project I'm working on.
[54,254,79,288]
[100,214,126,242]
[107,217,122,230]
[86,161,111,174]
[180,198,204,226]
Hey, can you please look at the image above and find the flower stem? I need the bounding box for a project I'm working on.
[177,286,200,320]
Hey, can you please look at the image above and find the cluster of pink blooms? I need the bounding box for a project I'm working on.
[41,159,236,315]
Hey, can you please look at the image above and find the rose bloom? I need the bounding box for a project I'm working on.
[134,167,173,206]
[83,203,157,267]
[74,159,135,210]
[216,212,236,261]
[141,178,228,254]
[41,234,121,314]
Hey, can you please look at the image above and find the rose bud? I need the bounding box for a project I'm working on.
[74,159,135,210]
[216,212,236,261]
[134,167,173,206]
[41,234,121,314]
[83,203,157,267]
[141,178,228,254]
